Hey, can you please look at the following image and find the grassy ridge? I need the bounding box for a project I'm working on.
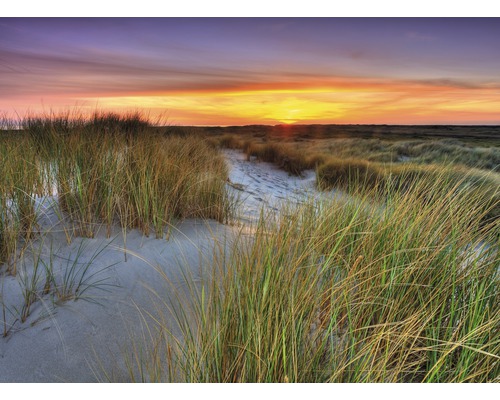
[137,171,499,382]
[211,132,500,175]
[0,112,233,271]
[200,124,500,142]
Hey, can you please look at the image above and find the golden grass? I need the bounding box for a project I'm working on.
[129,170,499,382]
[0,112,234,272]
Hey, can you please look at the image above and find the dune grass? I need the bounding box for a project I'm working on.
[243,142,316,175]
[317,159,500,229]
[211,135,317,175]
[0,111,236,338]
[316,158,381,191]
[128,168,499,382]
[52,131,231,238]
[213,131,500,172]
[0,111,234,271]
[0,134,42,273]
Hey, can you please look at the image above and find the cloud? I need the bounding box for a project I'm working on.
[403,78,500,91]
[0,47,279,97]
[2,44,498,102]
[2,29,500,126]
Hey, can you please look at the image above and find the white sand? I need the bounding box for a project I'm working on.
[0,149,329,382]
[224,149,319,222]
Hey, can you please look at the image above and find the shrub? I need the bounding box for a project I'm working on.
[317,158,382,191]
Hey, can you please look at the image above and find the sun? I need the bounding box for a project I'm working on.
[275,108,300,125]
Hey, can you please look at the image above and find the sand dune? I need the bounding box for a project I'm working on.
[0,149,323,382]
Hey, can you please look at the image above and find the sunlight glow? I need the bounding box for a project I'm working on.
[83,82,500,126]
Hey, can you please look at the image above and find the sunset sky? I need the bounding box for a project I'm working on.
[1,18,499,125]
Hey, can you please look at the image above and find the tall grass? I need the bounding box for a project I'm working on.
[316,158,382,191]
[118,134,231,237]
[243,142,315,175]
[131,170,499,382]
[0,134,42,272]
[317,158,500,228]
[0,111,234,270]
[215,132,500,172]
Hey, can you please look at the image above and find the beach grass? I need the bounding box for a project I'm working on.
[212,132,500,225]
[0,111,234,270]
[210,127,500,172]
[127,168,499,382]
[0,111,236,343]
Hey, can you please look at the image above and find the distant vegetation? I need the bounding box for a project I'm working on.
[209,127,500,227]
[208,125,500,172]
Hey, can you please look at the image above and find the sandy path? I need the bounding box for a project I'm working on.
[224,149,320,222]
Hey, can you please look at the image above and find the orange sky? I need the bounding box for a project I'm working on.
[90,80,500,125]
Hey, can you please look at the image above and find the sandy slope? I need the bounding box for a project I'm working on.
[0,149,325,382]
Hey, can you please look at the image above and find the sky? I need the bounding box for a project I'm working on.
[1,17,499,125]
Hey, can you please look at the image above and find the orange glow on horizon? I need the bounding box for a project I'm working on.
[3,79,500,126]
[80,80,500,126]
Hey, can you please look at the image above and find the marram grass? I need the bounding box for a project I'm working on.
[213,132,500,225]
[2,113,499,381]
[0,111,236,338]
[127,170,499,382]
[0,112,234,270]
